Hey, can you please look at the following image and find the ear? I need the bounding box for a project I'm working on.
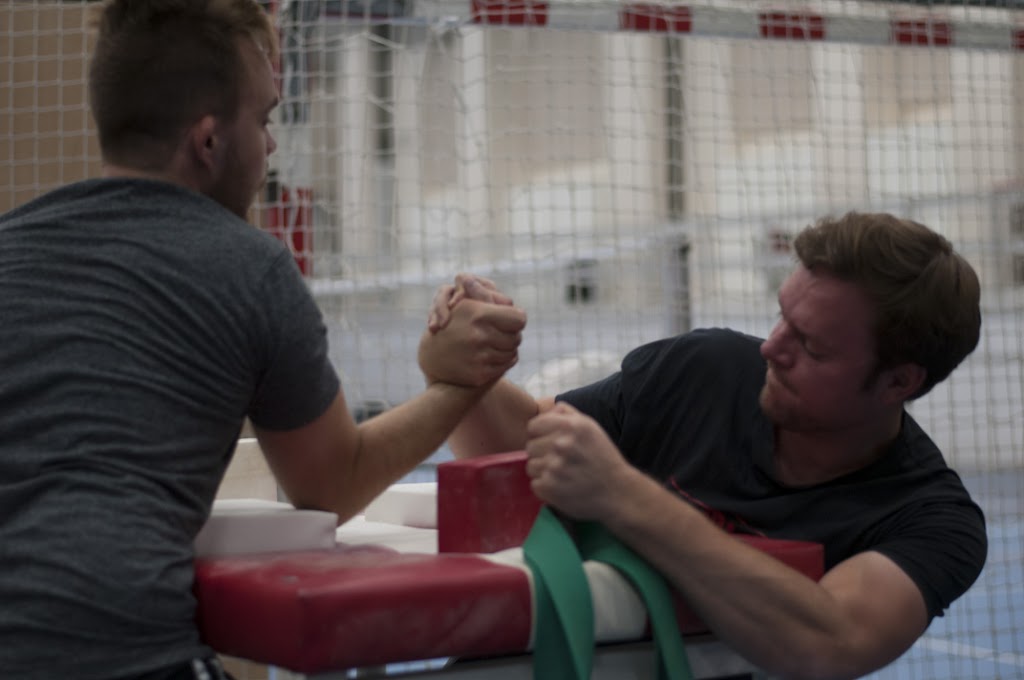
[878,363,927,404]
[186,114,222,173]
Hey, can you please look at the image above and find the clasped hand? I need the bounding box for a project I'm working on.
[525,401,635,522]
[418,274,526,388]
[422,273,636,522]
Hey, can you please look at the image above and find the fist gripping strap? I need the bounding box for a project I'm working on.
[523,506,694,680]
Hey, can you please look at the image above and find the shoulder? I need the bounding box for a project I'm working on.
[107,180,296,290]
[622,327,764,380]
[897,413,953,469]
[4,178,277,247]
[891,414,984,506]
[116,180,292,266]
[862,419,987,618]
[1,179,111,226]
[871,491,986,620]
[871,414,984,529]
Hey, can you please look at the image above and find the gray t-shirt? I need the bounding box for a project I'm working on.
[0,179,340,679]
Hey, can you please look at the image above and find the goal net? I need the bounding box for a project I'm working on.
[3,1,1022,678]
[264,1,1024,475]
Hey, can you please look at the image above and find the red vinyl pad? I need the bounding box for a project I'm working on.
[195,452,824,672]
[194,545,532,673]
[438,452,824,568]
[438,451,825,635]
[437,451,543,553]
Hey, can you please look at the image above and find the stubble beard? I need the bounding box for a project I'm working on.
[759,379,800,430]
[758,384,780,423]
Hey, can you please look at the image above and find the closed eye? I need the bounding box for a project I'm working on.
[803,343,826,360]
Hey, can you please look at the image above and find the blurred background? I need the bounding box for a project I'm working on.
[3,1,1021,677]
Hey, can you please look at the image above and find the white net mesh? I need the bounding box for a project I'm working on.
[3,1,1023,678]
[260,4,1024,466]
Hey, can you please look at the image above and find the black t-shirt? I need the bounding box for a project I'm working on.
[558,328,986,621]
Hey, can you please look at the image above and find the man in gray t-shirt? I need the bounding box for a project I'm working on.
[0,2,526,679]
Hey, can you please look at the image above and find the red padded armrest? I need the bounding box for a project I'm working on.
[439,452,823,565]
[195,546,531,673]
[437,451,543,553]
[195,452,824,672]
[437,450,825,634]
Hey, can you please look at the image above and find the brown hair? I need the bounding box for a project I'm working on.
[794,211,981,399]
[89,0,279,170]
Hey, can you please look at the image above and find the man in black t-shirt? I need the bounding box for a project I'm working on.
[419,213,985,679]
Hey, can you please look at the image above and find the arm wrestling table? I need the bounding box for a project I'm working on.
[194,452,824,679]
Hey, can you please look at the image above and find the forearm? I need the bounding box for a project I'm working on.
[446,379,540,458]
[604,473,862,679]
[339,381,493,517]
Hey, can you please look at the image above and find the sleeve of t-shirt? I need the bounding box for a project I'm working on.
[556,371,626,440]
[554,337,675,441]
[870,497,987,621]
[246,252,341,430]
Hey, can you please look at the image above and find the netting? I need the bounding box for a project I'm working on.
[3,1,1022,678]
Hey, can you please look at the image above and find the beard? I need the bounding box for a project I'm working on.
[208,165,262,220]
[759,382,785,425]
[759,366,788,421]
[759,375,816,432]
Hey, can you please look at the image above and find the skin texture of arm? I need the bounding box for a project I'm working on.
[525,402,929,680]
[443,381,551,459]
[254,297,527,525]
[255,383,488,524]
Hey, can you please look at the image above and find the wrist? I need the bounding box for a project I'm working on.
[417,330,443,385]
[600,467,665,533]
[424,378,490,402]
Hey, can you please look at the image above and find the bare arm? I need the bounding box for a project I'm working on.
[254,296,527,524]
[602,471,927,679]
[254,381,491,523]
[526,403,929,680]
[444,382,552,458]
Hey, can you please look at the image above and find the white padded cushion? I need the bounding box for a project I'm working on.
[195,498,338,557]
[362,482,437,529]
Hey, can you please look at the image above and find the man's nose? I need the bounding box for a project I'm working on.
[761,322,790,365]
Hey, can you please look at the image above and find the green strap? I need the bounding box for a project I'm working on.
[523,506,693,680]
[523,506,594,680]
[576,521,694,680]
